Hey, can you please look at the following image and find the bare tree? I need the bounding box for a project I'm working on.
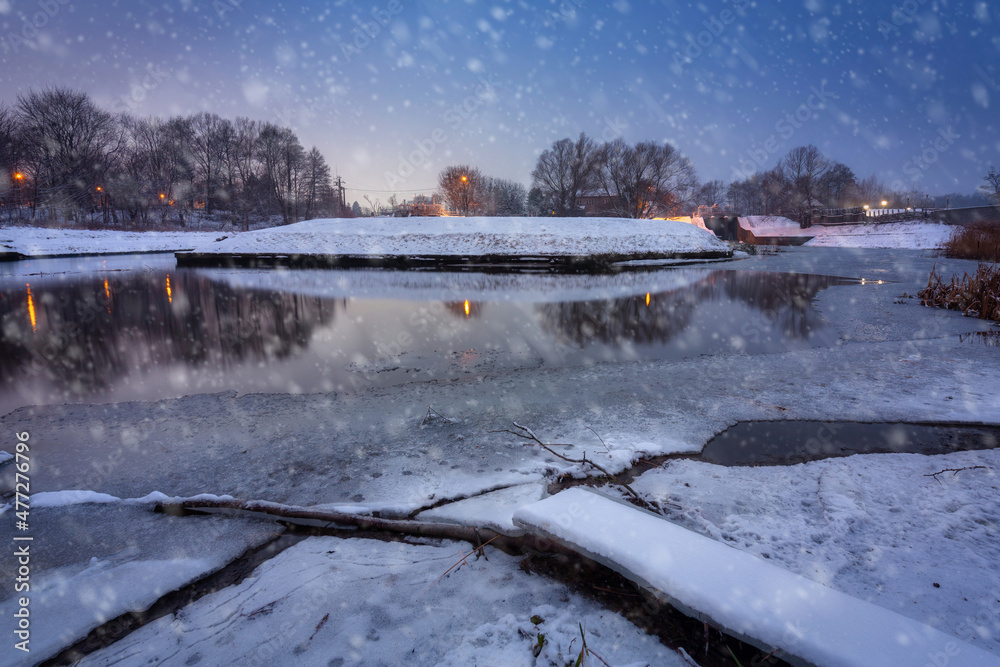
[818,162,856,207]
[781,145,830,218]
[531,133,600,216]
[438,165,485,216]
[257,122,304,224]
[190,112,226,214]
[15,87,119,219]
[982,166,1000,204]
[596,139,697,219]
[695,179,727,207]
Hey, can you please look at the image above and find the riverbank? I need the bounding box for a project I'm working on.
[174,216,733,269]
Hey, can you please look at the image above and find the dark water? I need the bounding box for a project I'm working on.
[0,259,856,414]
[702,421,1000,466]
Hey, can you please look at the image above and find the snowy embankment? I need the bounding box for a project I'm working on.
[0,227,224,259]
[177,216,732,264]
[739,216,954,249]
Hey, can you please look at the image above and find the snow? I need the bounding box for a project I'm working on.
[0,450,11,465]
[415,482,549,536]
[79,535,687,667]
[630,448,1000,654]
[30,489,120,507]
[738,216,955,249]
[0,504,283,666]
[0,227,224,258]
[513,487,1000,667]
[181,216,731,258]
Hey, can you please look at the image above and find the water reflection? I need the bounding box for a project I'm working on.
[0,266,854,414]
[538,272,850,349]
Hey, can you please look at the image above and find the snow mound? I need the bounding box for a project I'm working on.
[186,216,731,258]
[30,490,121,507]
[1,227,221,257]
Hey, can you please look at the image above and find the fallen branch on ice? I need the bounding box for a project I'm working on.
[924,466,990,483]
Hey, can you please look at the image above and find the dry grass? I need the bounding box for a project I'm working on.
[920,263,1000,322]
[941,221,1000,261]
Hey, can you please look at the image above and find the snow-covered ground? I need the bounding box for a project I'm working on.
[0,227,225,257]
[78,535,687,667]
[182,216,731,258]
[627,449,1000,655]
[514,487,1000,665]
[740,216,955,249]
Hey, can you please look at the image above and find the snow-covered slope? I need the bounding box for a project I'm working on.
[184,216,731,258]
[0,227,222,257]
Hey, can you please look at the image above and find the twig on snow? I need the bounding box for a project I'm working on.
[924,466,989,483]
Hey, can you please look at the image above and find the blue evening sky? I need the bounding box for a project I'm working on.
[0,0,997,206]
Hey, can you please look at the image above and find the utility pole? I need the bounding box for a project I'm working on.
[334,176,346,215]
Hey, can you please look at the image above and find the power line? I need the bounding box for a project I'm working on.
[343,186,438,193]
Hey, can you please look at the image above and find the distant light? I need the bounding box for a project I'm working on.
[863,204,869,210]
[881,200,888,207]
[160,193,166,199]
[645,292,651,307]
[14,172,23,180]
[463,300,470,317]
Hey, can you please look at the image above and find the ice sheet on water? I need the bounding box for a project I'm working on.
[0,504,282,666]
[79,535,687,667]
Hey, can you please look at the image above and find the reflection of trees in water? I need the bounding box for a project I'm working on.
[536,271,842,347]
[537,289,698,347]
[719,271,844,340]
[0,272,342,393]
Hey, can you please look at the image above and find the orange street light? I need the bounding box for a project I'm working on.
[159,193,166,199]
[96,186,102,192]
[14,172,24,180]
[880,200,888,207]
[461,175,467,182]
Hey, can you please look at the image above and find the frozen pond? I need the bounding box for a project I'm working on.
[0,255,859,415]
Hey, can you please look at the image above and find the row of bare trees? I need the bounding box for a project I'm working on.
[0,88,341,228]
[529,133,697,218]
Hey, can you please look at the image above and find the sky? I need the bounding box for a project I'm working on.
[0,0,997,207]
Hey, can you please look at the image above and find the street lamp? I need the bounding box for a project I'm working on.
[880,200,888,208]
[13,172,23,180]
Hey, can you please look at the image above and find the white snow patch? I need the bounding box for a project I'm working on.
[631,448,1000,653]
[1,227,223,257]
[80,536,686,667]
[514,487,1000,666]
[30,490,121,507]
[183,216,730,258]
[416,482,548,536]
[739,216,954,249]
